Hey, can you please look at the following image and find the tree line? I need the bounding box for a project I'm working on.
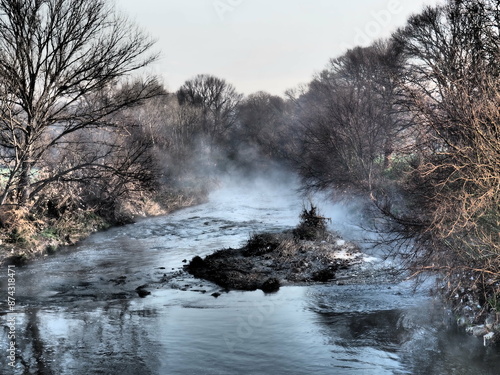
[0,0,499,315]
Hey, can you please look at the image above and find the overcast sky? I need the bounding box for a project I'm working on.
[116,0,443,96]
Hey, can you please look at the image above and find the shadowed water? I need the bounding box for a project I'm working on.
[1,175,499,374]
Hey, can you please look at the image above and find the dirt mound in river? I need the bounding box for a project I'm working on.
[186,229,362,292]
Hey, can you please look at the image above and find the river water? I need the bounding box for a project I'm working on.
[1,175,499,374]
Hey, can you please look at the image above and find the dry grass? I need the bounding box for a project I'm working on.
[0,181,208,265]
[275,238,300,258]
[0,206,46,263]
[0,206,40,245]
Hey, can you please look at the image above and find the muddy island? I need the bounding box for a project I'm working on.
[186,206,362,292]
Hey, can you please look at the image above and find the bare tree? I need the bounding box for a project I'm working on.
[114,92,203,181]
[0,0,160,206]
[177,74,242,144]
[393,0,500,307]
[394,0,500,242]
[235,91,292,163]
[291,42,408,191]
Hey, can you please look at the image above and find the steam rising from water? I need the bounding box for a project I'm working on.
[213,167,388,253]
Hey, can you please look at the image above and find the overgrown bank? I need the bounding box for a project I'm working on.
[0,185,207,266]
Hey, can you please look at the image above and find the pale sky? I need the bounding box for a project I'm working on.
[116,0,443,96]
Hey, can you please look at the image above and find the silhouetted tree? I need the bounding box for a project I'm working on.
[235,91,293,164]
[177,74,242,144]
[0,0,160,206]
[292,41,408,191]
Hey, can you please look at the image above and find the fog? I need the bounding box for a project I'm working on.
[209,164,394,259]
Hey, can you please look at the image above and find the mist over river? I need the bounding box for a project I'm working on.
[1,174,499,374]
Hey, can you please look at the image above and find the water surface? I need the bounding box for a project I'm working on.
[1,176,499,374]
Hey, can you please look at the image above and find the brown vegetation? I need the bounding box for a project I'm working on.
[0,181,206,265]
[390,0,500,325]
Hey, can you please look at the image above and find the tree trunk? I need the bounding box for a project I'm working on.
[383,138,393,170]
[17,159,32,206]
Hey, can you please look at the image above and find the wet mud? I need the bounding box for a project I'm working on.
[186,230,362,292]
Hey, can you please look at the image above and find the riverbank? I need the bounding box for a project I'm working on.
[445,273,500,346]
[0,187,207,267]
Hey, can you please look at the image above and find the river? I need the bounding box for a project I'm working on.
[1,174,499,374]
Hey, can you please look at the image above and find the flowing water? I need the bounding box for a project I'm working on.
[1,175,500,374]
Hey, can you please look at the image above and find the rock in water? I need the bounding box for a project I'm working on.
[312,268,336,282]
[261,278,280,293]
[184,212,361,292]
[135,284,151,298]
[188,256,205,270]
[136,289,151,298]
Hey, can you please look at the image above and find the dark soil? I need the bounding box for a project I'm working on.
[186,230,361,292]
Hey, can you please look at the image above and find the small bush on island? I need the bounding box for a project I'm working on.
[293,204,329,240]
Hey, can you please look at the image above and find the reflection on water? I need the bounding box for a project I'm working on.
[1,176,499,374]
